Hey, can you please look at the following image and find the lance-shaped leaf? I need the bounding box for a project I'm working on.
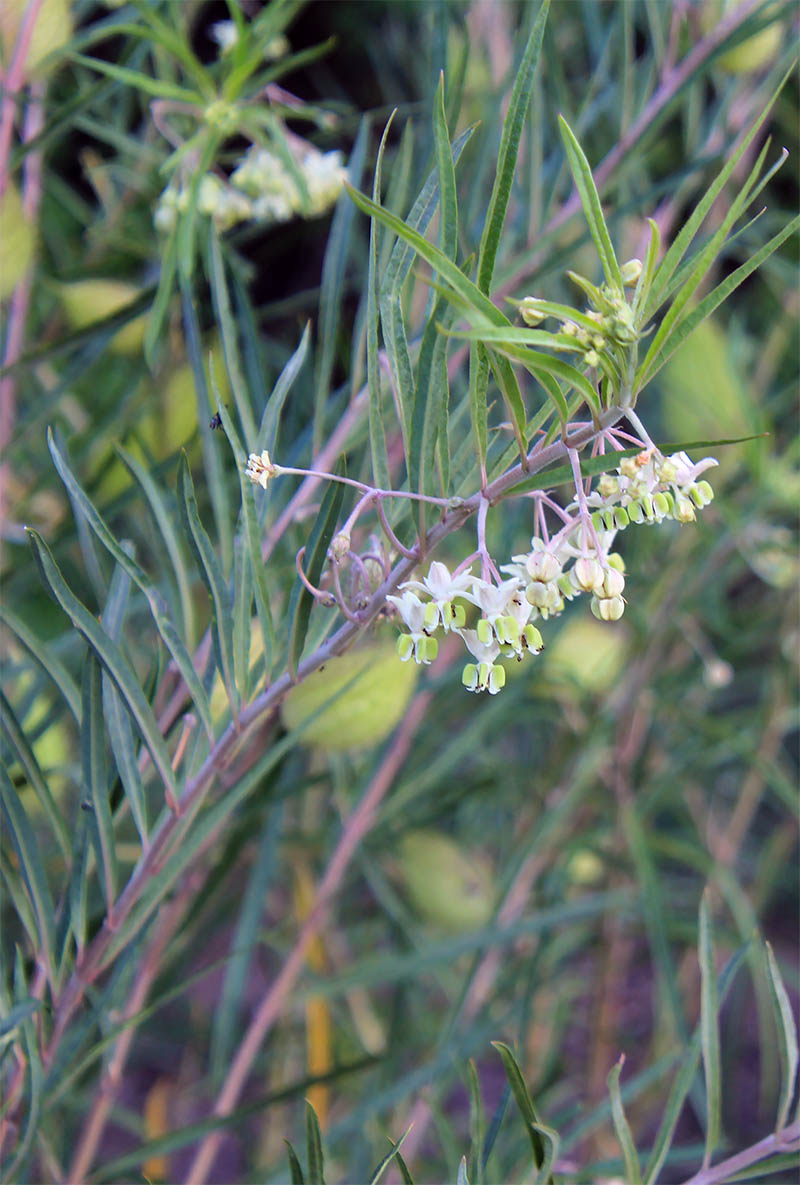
[208,230,257,445]
[478,0,549,293]
[0,602,81,725]
[643,77,787,320]
[367,114,396,493]
[466,1059,485,1185]
[0,689,71,862]
[81,654,117,919]
[47,429,214,743]
[258,321,312,457]
[178,453,239,721]
[409,294,458,502]
[608,1057,641,1185]
[765,941,799,1132]
[491,1042,549,1177]
[286,465,346,680]
[0,764,56,985]
[558,115,623,293]
[366,1124,413,1185]
[26,528,178,808]
[699,890,721,1168]
[433,73,458,262]
[305,1100,325,1185]
[213,385,275,684]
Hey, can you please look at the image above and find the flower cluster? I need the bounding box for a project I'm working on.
[154,140,347,234]
[583,449,717,532]
[388,562,544,695]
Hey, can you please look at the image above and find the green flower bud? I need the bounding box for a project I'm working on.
[571,556,604,593]
[597,474,619,498]
[584,349,600,368]
[520,296,546,327]
[526,580,551,608]
[601,567,625,598]
[620,258,643,285]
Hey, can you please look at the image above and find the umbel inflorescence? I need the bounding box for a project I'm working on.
[245,436,717,696]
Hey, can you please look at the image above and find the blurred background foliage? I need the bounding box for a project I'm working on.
[1,1,798,1182]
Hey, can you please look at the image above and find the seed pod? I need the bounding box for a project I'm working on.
[281,643,418,751]
[396,830,495,931]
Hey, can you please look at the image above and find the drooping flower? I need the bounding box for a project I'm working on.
[400,561,474,632]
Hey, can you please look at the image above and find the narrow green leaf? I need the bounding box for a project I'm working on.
[765,942,799,1132]
[644,80,786,319]
[0,690,71,862]
[208,231,257,445]
[349,182,506,329]
[532,1123,559,1185]
[176,131,222,283]
[469,343,490,481]
[0,603,81,724]
[477,0,549,293]
[313,117,368,452]
[26,529,178,807]
[258,321,312,456]
[367,115,395,493]
[482,338,600,415]
[607,1057,642,1185]
[286,465,346,680]
[0,764,56,984]
[467,1059,486,1185]
[367,1126,414,1185]
[631,217,661,321]
[47,429,215,743]
[637,138,773,383]
[0,998,42,1040]
[81,655,117,918]
[181,281,234,572]
[639,212,800,385]
[67,51,202,102]
[212,380,275,682]
[103,676,148,848]
[178,453,239,721]
[558,115,623,292]
[305,1099,325,1185]
[433,73,458,262]
[68,819,90,956]
[210,809,282,1079]
[491,1042,547,1172]
[4,1011,42,1180]
[115,443,196,650]
[394,1148,415,1185]
[232,535,252,703]
[643,944,751,1185]
[699,890,721,1167]
[144,223,178,367]
[488,348,530,461]
[409,295,457,500]
[286,1140,306,1185]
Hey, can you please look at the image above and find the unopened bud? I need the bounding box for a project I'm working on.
[571,557,604,593]
[591,595,625,621]
[620,258,642,285]
[520,296,546,327]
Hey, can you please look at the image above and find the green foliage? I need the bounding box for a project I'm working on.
[1,2,797,1184]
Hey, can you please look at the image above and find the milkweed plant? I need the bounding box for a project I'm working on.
[1,2,798,1184]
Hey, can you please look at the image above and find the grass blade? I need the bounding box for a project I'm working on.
[433,72,458,262]
[367,1125,413,1185]
[491,1042,548,1174]
[305,1099,325,1185]
[286,1140,305,1185]
[26,529,178,809]
[532,1123,559,1185]
[477,0,549,293]
[0,603,81,725]
[258,321,312,457]
[208,231,257,445]
[699,889,721,1168]
[466,1059,486,1185]
[765,942,799,1131]
[608,1056,642,1185]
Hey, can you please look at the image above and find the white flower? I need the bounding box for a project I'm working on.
[387,591,438,665]
[400,561,473,632]
[245,450,277,489]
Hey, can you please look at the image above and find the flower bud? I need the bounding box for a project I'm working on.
[591,595,625,621]
[601,567,625,598]
[584,349,600,368]
[620,258,643,286]
[526,580,552,608]
[597,474,619,498]
[526,550,561,582]
[330,532,351,563]
[658,458,678,482]
[571,557,605,593]
[619,457,638,479]
[520,296,546,327]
